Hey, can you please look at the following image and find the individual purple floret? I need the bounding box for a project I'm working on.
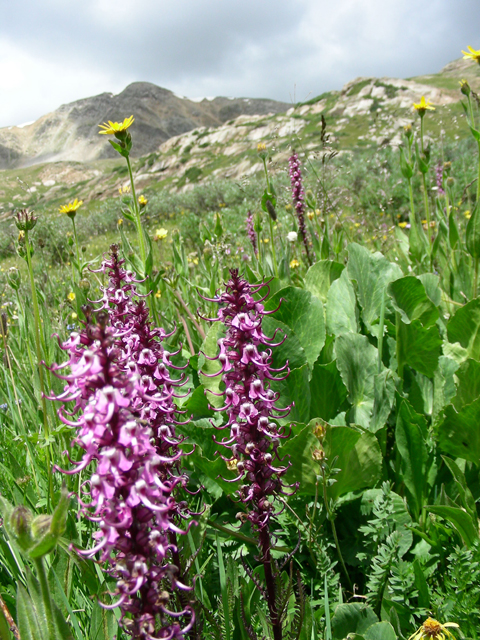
[202,269,296,640]
[436,161,445,196]
[246,210,257,256]
[289,152,312,265]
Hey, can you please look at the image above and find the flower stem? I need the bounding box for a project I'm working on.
[71,217,81,276]
[24,231,53,505]
[126,155,147,266]
[321,465,351,589]
[268,217,278,277]
[259,528,282,640]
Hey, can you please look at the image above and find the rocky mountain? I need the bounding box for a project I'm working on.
[0,82,289,169]
[0,57,478,213]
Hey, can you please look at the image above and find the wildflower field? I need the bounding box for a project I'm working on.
[1,49,480,640]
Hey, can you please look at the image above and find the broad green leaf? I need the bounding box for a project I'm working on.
[447,298,480,361]
[265,286,325,367]
[331,603,378,640]
[396,400,429,519]
[271,364,311,425]
[335,333,378,429]
[437,399,480,463]
[184,385,213,420]
[280,422,321,495]
[361,489,413,557]
[262,316,307,370]
[433,356,459,419]
[198,322,225,408]
[347,243,402,332]
[326,269,358,336]
[305,260,344,303]
[309,359,348,422]
[364,621,397,640]
[413,558,430,609]
[396,319,441,377]
[370,370,395,433]
[419,273,442,307]
[323,425,382,500]
[388,276,439,327]
[426,504,479,547]
[453,358,480,410]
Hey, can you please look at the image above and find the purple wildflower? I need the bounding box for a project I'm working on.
[48,246,195,639]
[246,210,257,256]
[202,269,296,640]
[436,161,445,196]
[289,152,312,265]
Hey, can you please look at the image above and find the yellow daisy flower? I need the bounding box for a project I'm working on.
[399,221,408,228]
[118,185,131,195]
[290,258,300,269]
[67,292,76,302]
[462,45,480,64]
[408,617,459,640]
[98,115,134,135]
[59,199,83,215]
[154,228,168,241]
[117,218,124,226]
[138,195,148,207]
[413,96,435,115]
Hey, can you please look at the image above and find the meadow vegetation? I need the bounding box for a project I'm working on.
[0,49,480,640]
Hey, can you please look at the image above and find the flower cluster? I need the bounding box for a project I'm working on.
[49,246,194,639]
[436,162,445,196]
[203,269,295,533]
[246,210,257,256]
[289,152,312,265]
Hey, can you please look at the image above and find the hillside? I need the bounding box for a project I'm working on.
[0,57,478,215]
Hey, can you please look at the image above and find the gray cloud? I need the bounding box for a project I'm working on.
[0,0,479,127]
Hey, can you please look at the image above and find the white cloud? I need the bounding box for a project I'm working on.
[0,0,479,127]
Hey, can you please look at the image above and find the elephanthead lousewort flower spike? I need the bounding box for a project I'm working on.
[289,152,312,265]
[202,269,296,532]
[246,210,257,256]
[48,247,194,639]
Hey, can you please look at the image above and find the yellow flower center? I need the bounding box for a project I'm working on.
[422,619,442,637]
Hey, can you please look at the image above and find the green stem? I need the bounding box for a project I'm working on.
[422,173,432,252]
[395,310,404,381]
[71,217,81,276]
[475,257,479,299]
[477,141,480,203]
[321,466,351,589]
[126,155,147,266]
[268,217,278,277]
[33,557,56,640]
[24,232,53,505]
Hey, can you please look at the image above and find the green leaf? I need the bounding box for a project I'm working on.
[335,333,378,429]
[271,364,311,425]
[437,399,480,463]
[441,456,477,520]
[90,601,118,640]
[447,298,480,361]
[466,201,480,258]
[396,319,441,377]
[0,607,9,640]
[399,146,413,179]
[388,276,439,327]
[347,243,402,333]
[262,316,307,370]
[326,269,358,336]
[453,358,480,409]
[198,322,225,408]
[331,603,378,640]
[395,400,428,519]
[184,385,213,420]
[16,582,47,640]
[309,360,348,422]
[364,621,397,640]
[448,210,460,250]
[370,370,395,433]
[280,422,321,495]
[265,286,325,368]
[361,489,413,557]
[305,260,344,303]
[323,425,382,500]
[426,504,479,547]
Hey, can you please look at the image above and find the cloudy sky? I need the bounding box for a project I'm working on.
[1,0,479,128]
